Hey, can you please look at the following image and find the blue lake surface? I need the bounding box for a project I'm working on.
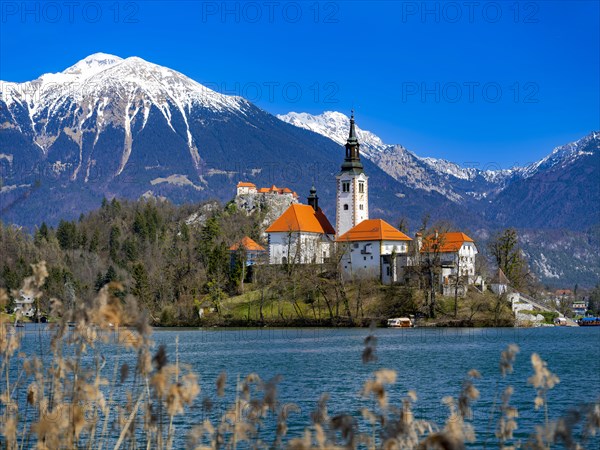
[9,325,600,447]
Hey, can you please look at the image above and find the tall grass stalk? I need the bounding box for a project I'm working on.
[1,262,599,449]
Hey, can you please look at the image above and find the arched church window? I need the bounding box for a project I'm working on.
[344,204,349,210]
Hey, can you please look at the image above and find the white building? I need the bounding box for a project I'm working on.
[14,290,35,318]
[420,232,479,285]
[266,188,335,265]
[236,181,298,199]
[236,181,257,195]
[336,112,369,237]
[337,219,412,284]
[490,267,510,295]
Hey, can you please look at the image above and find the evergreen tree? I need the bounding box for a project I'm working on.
[56,220,78,250]
[110,198,122,215]
[588,285,600,316]
[121,237,138,262]
[104,266,118,284]
[133,211,149,241]
[131,262,152,306]
[94,272,105,292]
[38,222,49,241]
[109,226,121,262]
[180,222,190,242]
[79,230,88,249]
[89,230,100,253]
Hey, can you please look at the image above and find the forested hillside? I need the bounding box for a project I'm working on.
[1,197,266,324]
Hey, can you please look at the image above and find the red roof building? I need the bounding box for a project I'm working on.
[266,192,335,265]
[421,232,475,253]
[266,204,335,235]
[337,219,412,242]
[229,236,266,252]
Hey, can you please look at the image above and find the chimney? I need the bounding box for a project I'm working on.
[307,185,319,211]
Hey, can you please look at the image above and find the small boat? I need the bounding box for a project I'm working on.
[387,317,414,328]
[554,317,568,326]
[578,317,600,326]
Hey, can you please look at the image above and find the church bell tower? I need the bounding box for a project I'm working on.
[336,111,369,237]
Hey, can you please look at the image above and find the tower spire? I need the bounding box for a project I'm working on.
[341,110,363,173]
[307,185,319,211]
[348,109,357,141]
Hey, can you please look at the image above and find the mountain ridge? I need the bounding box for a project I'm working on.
[277,110,599,229]
[1,54,599,286]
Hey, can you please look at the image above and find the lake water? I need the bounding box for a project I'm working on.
[9,325,600,447]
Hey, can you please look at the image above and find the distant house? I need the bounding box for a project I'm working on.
[14,290,35,318]
[229,236,267,267]
[490,267,510,295]
[421,232,478,285]
[266,188,335,265]
[236,182,257,195]
[236,181,298,199]
[337,219,412,284]
[572,300,587,316]
[555,289,573,297]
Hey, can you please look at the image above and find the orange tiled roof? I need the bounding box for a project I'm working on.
[337,219,412,242]
[555,289,573,296]
[266,204,335,235]
[237,181,256,188]
[421,232,474,253]
[229,236,266,252]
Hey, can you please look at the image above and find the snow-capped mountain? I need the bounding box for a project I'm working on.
[2,53,248,180]
[277,111,599,215]
[278,111,520,203]
[276,111,388,157]
[1,54,598,286]
[520,131,599,178]
[0,54,418,227]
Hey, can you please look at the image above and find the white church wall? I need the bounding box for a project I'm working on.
[269,231,333,265]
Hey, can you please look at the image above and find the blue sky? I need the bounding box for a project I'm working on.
[1,1,598,167]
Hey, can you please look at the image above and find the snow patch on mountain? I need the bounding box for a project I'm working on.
[520,132,599,178]
[1,53,251,177]
[63,53,123,78]
[277,110,517,203]
[277,111,387,157]
[278,110,599,206]
[150,174,204,191]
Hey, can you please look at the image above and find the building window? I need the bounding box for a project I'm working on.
[358,181,364,193]
[364,256,367,261]
[353,243,359,248]
[370,256,373,260]
[386,267,390,276]
[344,204,349,210]
[359,204,363,210]
[342,182,350,192]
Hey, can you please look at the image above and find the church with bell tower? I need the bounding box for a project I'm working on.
[336,111,369,237]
